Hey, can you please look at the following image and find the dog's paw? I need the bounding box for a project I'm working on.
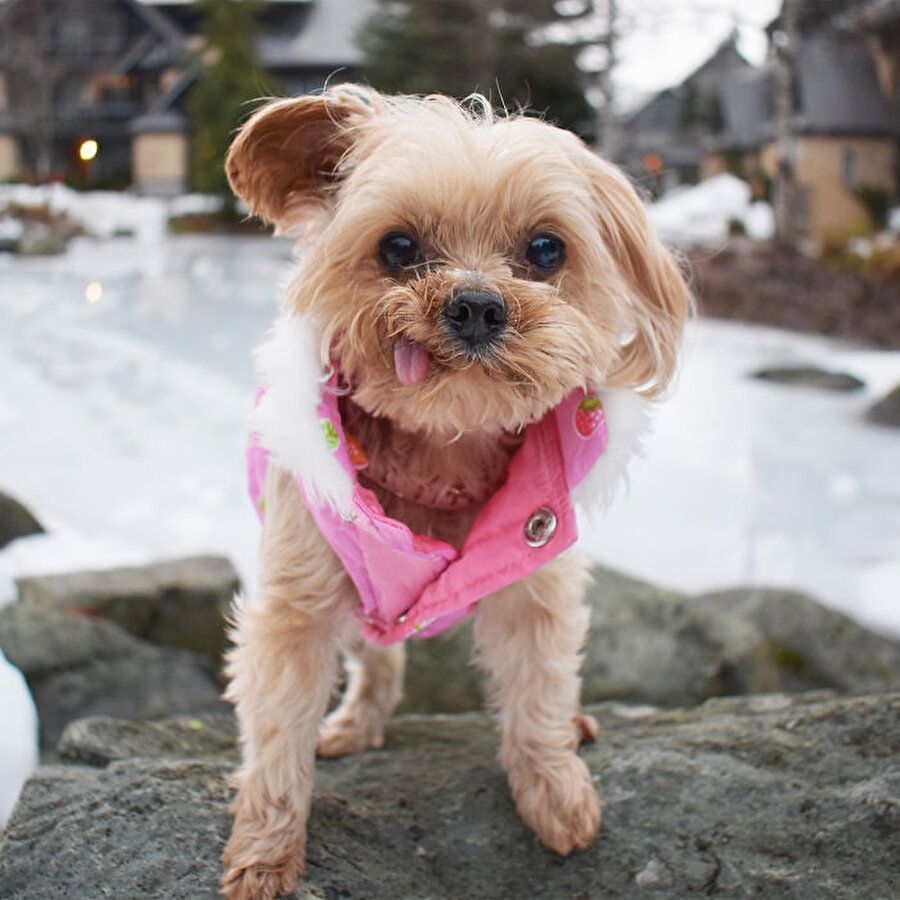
[316,710,385,758]
[573,712,599,746]
[221,858,302,900]
[510,752,602,856]
[221,815,305,900]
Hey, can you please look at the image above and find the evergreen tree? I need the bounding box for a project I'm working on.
[187,0,277,200]
[358,0,595,139]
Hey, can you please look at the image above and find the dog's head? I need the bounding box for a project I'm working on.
[227,85,689,436]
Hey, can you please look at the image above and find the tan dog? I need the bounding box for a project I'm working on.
[221,84,689,899]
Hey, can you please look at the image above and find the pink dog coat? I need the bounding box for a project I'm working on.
[248,365,609,645]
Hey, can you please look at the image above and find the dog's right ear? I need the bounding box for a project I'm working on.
[225,85,379,231]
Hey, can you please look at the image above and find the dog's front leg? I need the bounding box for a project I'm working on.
[222,466,356,900]
[474,550,601,856]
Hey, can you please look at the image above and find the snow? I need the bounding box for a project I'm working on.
[889,206,900,233]
[0,188,898,827]
[648,174,775,246]
[0,650,38,831]
[580,324,900,639]
[0,182,221,241]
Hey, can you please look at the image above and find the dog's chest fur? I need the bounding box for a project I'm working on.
[339,395,523,549]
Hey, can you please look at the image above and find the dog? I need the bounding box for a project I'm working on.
[221,84,689,899]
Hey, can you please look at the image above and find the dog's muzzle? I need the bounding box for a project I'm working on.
[443,289,507,353]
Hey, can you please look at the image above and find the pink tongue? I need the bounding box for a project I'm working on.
[393,338,431,385]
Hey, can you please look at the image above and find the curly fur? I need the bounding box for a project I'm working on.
[221,84,689,899]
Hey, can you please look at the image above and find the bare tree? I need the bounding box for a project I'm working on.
[589,0,622,159]
[772,0,799,246]
[0,0,64,180]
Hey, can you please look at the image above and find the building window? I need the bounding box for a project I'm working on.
[842,149,858,187]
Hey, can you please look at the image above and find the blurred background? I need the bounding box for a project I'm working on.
[0,0,898,831]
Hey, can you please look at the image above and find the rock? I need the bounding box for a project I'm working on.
[15,222,67,256]
[1,693,898,898]
[581,568,782,706]
[397,567,900,713]
[636,856,676,890]
[750,365,865,392]
[866,383,900,427]
[0,602,226,755]
[700,587,900,694]
[0,491,44,550]
[399,621,482,714]
[16,555,239,663]
[58,714,238,768]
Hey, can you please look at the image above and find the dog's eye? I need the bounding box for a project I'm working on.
[378,232,423,271]
[525,234,565,272]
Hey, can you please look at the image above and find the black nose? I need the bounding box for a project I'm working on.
[443,290,507,350]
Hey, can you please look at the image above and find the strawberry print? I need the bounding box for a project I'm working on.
[321,419,340,452]
[574,395,603,439]
[346,433,369,469]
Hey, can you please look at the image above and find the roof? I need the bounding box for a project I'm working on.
[257,0,375,69]
[623,35,751,128]
[716,66,772,149]
[793,32,898,135]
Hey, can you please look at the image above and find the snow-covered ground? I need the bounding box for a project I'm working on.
[2,231,897,637]
[648,173,775,245]
[1,198,899,828]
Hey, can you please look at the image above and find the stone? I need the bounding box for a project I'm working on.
[1,693,897,898]
[0,602,226,755]
[0,491,44,550]
[16,555,240,663]
[866,383,900,427]
[15,223,67,256]
[750,365,865,392]
[58,714,238,768]
[395,568,900,713]
[699,586,900,694]
[398,620,482,714]
[581,568,782,706]
[636,856,675,890]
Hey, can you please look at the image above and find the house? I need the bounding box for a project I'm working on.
[705,8,899,243]
[621,0,899,246]
[617,35,752,193]
[0,0,374,193]
[0,0,193,190]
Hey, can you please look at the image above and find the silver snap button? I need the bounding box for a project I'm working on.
[524,507,557,548]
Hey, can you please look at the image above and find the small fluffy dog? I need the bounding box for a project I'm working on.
[221,84,689,899]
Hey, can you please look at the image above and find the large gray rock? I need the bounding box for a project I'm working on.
[0,491,43,550]
[700,586,900,695]
[751,364,865,392]
[401,567,900,712]
[866,382,900,427]
[1,693,897,898]
[0,602,225,754]
[581,569,783,706]
[16,555,239,663]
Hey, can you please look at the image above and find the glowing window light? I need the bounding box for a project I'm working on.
[85,281,103,304]
[79,139,99,162]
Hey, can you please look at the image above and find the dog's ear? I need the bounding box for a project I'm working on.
[587,157,691,396]
[225,85,380,230]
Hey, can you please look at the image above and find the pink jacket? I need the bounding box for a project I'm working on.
[249,365,608,645]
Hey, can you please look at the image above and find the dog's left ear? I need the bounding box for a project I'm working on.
[225,84,380,231]
[587,156,691,396]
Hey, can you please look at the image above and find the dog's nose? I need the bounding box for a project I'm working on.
[443,290,507,349]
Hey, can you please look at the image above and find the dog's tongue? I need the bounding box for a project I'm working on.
[393,338,431,385]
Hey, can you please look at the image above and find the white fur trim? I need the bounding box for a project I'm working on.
[572,388,652,521]
[250,315,355,511]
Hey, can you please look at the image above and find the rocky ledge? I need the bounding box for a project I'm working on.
[0,555,898,898]
[0,693,897,899]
